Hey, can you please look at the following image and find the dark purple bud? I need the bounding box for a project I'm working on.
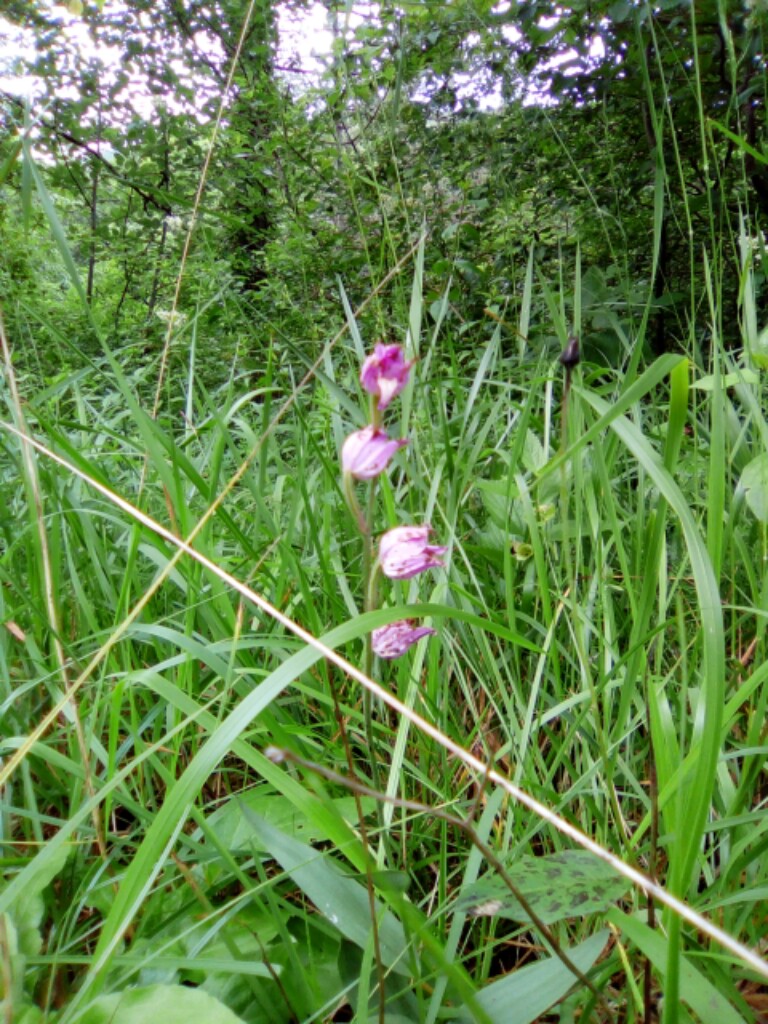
[559,335,580,369]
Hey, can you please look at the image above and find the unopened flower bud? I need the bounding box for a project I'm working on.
[559,335,580,369]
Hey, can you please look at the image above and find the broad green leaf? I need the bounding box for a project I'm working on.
[475,477,518,528]
[750,325,768,369]
[455,851,629,925]
[607,0,631,23]
[693,370,758,390]
[242,810,410,975]
[77,984,246,1024]
[14,1007,44,1024]
[5,842,69,956]
[452,930,608,1024]
[205,792,374,853]
[739,453,768,523]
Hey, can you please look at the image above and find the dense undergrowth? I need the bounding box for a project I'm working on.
[2,4,768,1021]
[2,218,768,1021]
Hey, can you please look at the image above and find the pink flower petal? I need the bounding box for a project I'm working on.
[379,525,447,579]
[371,620,437,659]
[360,343,415,410]
[341,426,408,480]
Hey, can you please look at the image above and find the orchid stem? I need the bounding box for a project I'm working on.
[344,474,368,535]
[362,479,384,836]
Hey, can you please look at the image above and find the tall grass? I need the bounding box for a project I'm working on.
[1,10,768,1024]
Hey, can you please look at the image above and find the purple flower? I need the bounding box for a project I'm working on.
[379,525,447,579]
[371,620,436,660]
[342,426,407,480]
[360,343,415,410]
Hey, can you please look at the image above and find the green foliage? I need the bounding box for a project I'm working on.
[453,930,610,1024]
[1,1,767,1021]
[79,986,248,1024]
[457,851,630,925]
[739,452,768,522]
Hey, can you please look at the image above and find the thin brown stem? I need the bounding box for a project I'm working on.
[265,745,610,1012]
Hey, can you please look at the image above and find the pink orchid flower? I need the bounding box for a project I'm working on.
[360,343,415,410]
[371,620,436,659]
[341,426,407,480]
[379,525,447,579]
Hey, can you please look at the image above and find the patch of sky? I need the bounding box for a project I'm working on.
[0,0,608,129]
[0,0,224,122]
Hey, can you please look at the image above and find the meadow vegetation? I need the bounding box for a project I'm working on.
[1,1,767,1021]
